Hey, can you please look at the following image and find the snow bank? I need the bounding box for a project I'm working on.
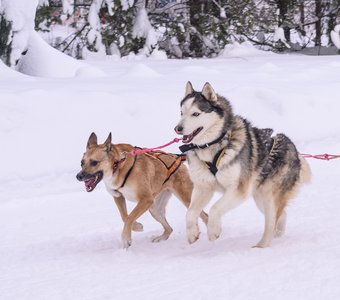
[219,41,272,58]
[17,31,105,78]
[0,60,25,78]
[126,63,161,78]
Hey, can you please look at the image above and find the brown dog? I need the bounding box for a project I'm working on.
[76,133,208,248]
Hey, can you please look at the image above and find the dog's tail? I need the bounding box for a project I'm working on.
[299,154,312,185]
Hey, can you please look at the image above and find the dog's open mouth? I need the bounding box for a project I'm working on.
[84,171,103,192]
[182,127,203,144]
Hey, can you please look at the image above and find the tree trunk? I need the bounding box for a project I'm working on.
[299,0,305,36]
[315,0,322,46]
[277,0,291,42]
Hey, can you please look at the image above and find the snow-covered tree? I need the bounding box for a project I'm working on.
[330,24,340,48]
[0,0,86,76]
[31,0,340,58]
[0,0,39,67]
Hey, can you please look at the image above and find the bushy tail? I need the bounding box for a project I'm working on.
[299,155,312,185]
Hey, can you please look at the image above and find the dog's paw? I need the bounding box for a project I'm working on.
[132,222,144,232]
[207,223,221,241]
[208,232,220,241]
[187,231,200,244]
[274,229,284,238]
[152,233,170,243]
[122,239,132,249]
[252,240,270,248]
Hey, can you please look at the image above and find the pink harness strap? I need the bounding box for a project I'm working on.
[130,138,182,156]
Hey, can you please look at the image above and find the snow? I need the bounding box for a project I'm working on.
[16,31,91,78]
[331,24,340,49]
[274,27,290,48]
[219,41,272,58]
[61,0,73,15]
[1,51,340,300]
[132,6,159,57]
[1,0,38,66]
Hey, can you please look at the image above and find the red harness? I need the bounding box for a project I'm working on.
[143,150,186,184]
[113,148,185,187]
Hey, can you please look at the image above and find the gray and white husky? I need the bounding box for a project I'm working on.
[175,82,311,248]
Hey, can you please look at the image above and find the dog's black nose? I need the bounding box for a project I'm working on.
[175,125,183,134]
[76,172,84,181]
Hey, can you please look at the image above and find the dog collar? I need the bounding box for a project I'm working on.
[179,131,229,153]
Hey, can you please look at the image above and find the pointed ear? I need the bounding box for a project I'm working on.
[103,132,112,152]
[185,81,194,97]
[201,82,218,102]
[87,132,98,149]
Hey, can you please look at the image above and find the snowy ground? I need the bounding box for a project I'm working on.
[1,52,340,300]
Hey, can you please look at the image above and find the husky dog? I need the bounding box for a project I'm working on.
[76,132,208,248]
[174,82,311,248]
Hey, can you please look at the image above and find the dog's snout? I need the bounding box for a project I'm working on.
[76,171,85,181]
[175,125,183,134]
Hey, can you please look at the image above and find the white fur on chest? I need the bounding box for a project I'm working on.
[103,174,137,202]
[187,148,242,192]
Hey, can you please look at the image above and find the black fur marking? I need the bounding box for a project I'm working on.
[180,92,197,106]
[253,127,274,169]
[258,133,301,189]
[181,92,224,117]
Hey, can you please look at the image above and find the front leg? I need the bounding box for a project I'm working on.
[121,196,154,248]
[186,185,214,244]
[114,195,143,232]
[207,188,246,241]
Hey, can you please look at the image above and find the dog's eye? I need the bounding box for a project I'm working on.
[81,160,84,167]
[90,160,99,167]
[192,112,200,117]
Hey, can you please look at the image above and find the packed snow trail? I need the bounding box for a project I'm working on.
[1,53,340,300]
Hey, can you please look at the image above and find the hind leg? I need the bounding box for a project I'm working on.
[275,210,286,237]
[253,188,278,248]
[149,191,173,242]
[254,192,286,238]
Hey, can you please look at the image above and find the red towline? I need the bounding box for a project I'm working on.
[300,153,340,161]
[127,136,340,161]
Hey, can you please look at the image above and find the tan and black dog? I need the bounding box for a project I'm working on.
[175,82,311,248]
[77,132,208,248]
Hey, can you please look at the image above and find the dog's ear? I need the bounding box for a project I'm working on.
[103,132,112,152]
[87,132,98,149]
[185,81,194,96]
[201,82,218,102]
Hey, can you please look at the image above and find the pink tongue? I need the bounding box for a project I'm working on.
[85,177,96,189]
